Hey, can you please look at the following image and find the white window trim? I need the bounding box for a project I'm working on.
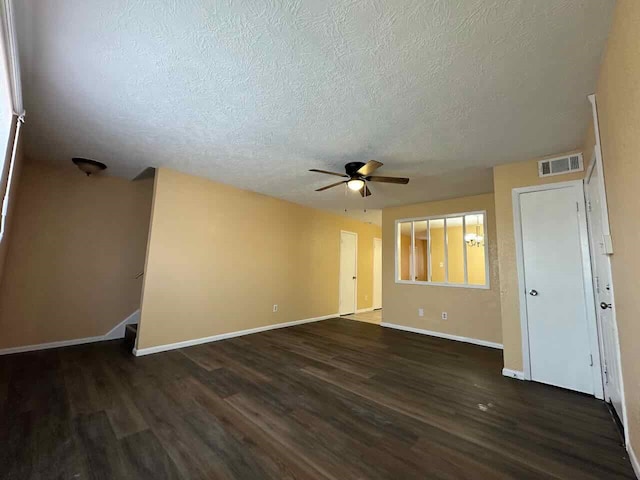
[394,210,490,289]
[0,113,22,241]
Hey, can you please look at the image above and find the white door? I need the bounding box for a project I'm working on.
[585,153,624,420]
[519,185,595,394]
[373,238,382,310]
[339,231,357,315]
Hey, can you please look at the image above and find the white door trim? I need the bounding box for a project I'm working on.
[587,93,629,444]
[588,95,614,238]
[339,230,358,315]
[373,237,382,309]
[512,180,604,399]
[586,150,611,402]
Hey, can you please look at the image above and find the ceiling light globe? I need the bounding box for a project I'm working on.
[464,233,477,243]
[347,179,365,191]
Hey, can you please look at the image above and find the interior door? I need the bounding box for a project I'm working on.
[373,238,382,309]
[339,231,357,315]
[519,185,595,394]
[585,154,623,420]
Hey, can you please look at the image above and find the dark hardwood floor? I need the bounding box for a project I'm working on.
[0,318,635,479]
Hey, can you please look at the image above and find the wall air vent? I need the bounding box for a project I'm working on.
[538,153,583,178]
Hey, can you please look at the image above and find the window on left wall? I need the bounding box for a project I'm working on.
[0,12,21,242]
[396,211,489,288]
[0,40,14,196]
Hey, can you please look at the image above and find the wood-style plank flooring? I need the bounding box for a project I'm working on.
[0,318,635,479]
[342,309,382,324]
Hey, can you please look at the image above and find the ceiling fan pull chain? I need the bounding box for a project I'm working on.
[344,183,348,213]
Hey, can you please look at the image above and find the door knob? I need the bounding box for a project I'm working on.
[600,302,612,310]
[352,276,357,280]
[528,289,538,296]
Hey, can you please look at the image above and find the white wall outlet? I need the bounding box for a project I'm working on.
[418,308,424,317]
[441,312,447,320]
[273,304,278,312]
[365,294,369,301]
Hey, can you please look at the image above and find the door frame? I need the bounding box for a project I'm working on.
[587,93,629,442]
[339,230,358,315]
[373,237,382,310]
[512,180,604,399]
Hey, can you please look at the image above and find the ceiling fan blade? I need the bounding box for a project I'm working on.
[360,184,372,197]
[315,180,347,192]
[356,160,383,176]
[309,169,348,178]
[366,175,410,184]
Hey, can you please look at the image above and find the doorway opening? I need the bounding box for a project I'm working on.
[585,148,627,439]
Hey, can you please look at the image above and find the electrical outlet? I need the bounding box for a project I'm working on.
[441,312,447,320]
[365,294,369,301]
[418,308,424,317]
[273,304,278,313]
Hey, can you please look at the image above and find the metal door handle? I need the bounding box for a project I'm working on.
[352,276,356,280]
[600,302,612,310]
[529,289,538,296]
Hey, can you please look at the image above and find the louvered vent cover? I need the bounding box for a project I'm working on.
[538,153,583,178]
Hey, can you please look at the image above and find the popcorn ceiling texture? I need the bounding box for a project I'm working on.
[15,0,614,213]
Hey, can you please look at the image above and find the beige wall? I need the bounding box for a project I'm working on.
[382,193,502,344]
[137,168,381,350]
[0,160,154,348]
[493,152,584,371]
[430,225,446,283]
[592,0,640,455]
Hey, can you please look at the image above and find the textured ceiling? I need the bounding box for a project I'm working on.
[14,0,614,222]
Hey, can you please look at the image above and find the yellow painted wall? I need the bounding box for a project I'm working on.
[382,193,502,344]
[137,168,381,350]
[0,160,154,348]
[430,226,446,282]
[447,226,464,284]
[493,151,584,371]
[415,238,428,281]
[592,0,640,455]
[467,224,486,286]
[400,233,411,279]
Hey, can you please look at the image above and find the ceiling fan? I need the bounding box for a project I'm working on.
[309,160,409,197]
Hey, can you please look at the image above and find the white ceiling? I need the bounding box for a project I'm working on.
[14,0,614,224]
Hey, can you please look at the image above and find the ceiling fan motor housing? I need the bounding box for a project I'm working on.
[345,162,366,177]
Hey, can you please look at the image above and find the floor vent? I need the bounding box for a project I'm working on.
[538,153,583,178]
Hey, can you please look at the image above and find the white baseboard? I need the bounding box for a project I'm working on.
[502,368,525,380]
[0,309,141,356]
[380,322,503,350]
[355,307,375,314]
[133,313,338,357]
[629,443,640,480]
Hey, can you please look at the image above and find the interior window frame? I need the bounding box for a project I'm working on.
[394,210,490,289]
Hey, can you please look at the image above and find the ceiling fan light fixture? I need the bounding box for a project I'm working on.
[347,179,365,191]
[310,160,409,196]
[72,157,107,176]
